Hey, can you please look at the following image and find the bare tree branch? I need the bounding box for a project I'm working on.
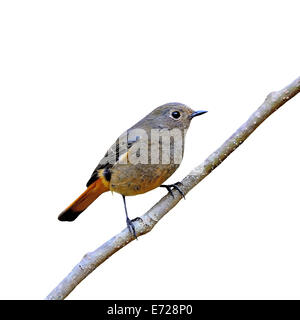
[46,76,300,300]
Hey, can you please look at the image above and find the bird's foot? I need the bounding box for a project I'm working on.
[160,182,185,199]
[126,217,138,239]
[132,217,143,223]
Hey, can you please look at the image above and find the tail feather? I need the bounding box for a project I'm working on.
[58,177,109,222]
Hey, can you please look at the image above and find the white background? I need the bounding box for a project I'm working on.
[0,0,299,300]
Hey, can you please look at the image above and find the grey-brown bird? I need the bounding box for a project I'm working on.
[58,103,207,237]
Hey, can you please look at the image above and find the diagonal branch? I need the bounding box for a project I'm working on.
[46,76,300,300]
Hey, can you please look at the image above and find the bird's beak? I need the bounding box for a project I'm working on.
[189,110,208,119]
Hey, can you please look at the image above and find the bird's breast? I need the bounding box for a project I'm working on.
[109,163,180,196]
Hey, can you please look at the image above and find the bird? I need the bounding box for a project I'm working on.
[58,103,207,238]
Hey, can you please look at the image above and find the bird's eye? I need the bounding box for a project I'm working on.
[171,111,181,119]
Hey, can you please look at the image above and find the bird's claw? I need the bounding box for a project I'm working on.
[126,217,138,239]
[160,182,185,199]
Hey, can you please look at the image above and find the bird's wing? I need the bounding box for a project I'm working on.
[86,131,138,187]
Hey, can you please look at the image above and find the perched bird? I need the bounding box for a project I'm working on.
[58,103,207,237]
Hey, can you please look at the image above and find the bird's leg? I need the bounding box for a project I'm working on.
[122,195,137,239]
[160,182,185,199]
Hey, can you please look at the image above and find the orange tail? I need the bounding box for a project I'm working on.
[58,177,109,222]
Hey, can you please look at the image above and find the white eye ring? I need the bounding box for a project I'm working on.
[171,111,181,119]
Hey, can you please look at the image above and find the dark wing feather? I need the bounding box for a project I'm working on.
[86,132,137,187]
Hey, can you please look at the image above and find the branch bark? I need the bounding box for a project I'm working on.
[46,76,300,300]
